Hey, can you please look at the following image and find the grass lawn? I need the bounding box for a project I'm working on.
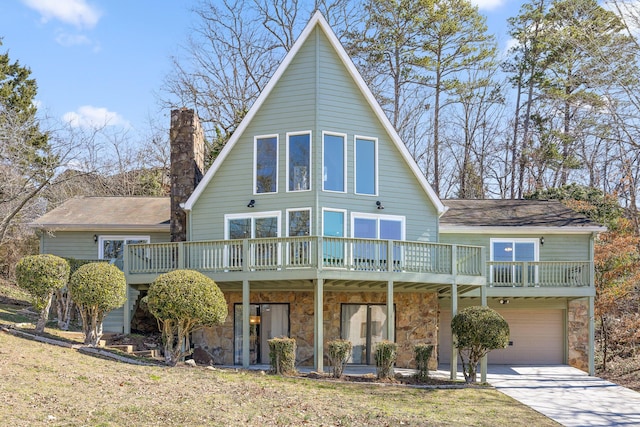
[0,281,558,426]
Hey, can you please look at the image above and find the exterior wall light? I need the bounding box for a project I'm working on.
[247,199,255,208]
[376,201,384,210]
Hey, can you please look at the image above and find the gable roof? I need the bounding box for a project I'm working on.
[440,199,606,233]
[32,196,170,232]
[183,11,445,215]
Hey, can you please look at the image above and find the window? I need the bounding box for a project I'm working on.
[254,135,278,194]
[355,136,377,195]
[323,209,346,265]
[287,209,310,237]
[352,213,404,269]
[287,209,311,266]
[323,132,346,192]
[287,132,311,192]
[225,212,281,268]
[98,235,150,270]
[490,238,538,284]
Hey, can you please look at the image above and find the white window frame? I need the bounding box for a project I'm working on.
[98,235,150,259]
[354,135,378,196]
[322,208,347,237]
[286,131,312,193]
[489,238,539,284]
[322,131,347,193]
[286,208,312,237]
[253,134,279,195]
[224,211,282,239]
[350,212,406,240]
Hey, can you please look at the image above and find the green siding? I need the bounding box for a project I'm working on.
[190,26,439,242]
[439,232,591,261]
[41,231,170,260]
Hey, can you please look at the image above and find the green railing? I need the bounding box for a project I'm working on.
[125,237,485,277]
[487,261,591,287]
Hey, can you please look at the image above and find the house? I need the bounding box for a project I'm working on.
[32,12,603,376]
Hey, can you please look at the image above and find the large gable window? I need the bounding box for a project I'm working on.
[323,132,346,192]
[287,132,311,192]
[355,136,377,195]
[490,238,538,285]
[254,135,278,194]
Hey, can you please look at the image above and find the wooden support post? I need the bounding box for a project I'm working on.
[480,285,487,383]
[387,280,394,342]
[314,279,324,372]
[242,280,250,368]
[450,282,458,380]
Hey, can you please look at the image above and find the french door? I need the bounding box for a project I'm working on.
[234,303,289,365]
[340,304,392,365]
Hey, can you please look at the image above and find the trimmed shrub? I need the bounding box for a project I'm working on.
[414,344,434,382]
[15,254,70,333]
[374,340,397,379]
[328,339,352,378]
[54,258,100,331]
[69,262,127,346]
[268,337,297,375]
[147,270,227,366]
[451,306,509,383]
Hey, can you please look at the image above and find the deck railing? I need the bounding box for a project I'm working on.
[125,237,484,278]
[487,261,591,287]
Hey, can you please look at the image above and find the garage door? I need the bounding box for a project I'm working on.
[439,309,564,364]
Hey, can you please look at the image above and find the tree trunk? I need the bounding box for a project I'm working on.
[55,288,73,331]
[35,293,53,334]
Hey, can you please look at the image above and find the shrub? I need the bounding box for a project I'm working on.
[54,258,100,331]
[327,339,352,378]
[268,337,297,375]
[414,344,434,382]
[147,270,227,366]
[69,262,127,346]
[451,306,509,383]
[374,340,397,379]
[15,254,70,333]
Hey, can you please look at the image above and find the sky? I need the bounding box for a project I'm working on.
[0,0,524,139]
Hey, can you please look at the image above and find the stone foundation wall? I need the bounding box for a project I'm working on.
[568,298,589,372]
[192,290,439,369]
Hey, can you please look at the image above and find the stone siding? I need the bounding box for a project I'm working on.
[568,298,589,371]
[193,290,439,369]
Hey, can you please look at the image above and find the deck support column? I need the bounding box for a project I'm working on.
[450,282,458,380]
[480,285,487,383]
[588,296,595,376]
[314,279,324,372]
[242,279,250,368]
[386,280,394,342]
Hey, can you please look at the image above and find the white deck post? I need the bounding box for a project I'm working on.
[387,280,394,342]
[480,285,487,383]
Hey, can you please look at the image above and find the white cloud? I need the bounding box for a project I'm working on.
[22,0,102,29]
[55,32,91,47]
[470,0,506,10]
[63,106,129,129]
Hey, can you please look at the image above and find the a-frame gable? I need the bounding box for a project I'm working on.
[184,11,445,215]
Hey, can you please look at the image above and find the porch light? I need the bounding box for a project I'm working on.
[376,201,384,210]
[499,298,510,305]
[93,234,98,243]
[540,236,545,245]
[247,199,255,208]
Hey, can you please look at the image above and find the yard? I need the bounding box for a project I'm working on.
[0,294,559,426]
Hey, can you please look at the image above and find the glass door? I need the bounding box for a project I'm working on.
[234,303,289,365]
[340,304,390,365]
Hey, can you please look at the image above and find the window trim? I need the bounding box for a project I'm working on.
[354,135,378,196]
[322,208,347,237]
[253,134,279,195]
[98,235,150,259]
[286,208,312,237]
[489,238,539,261]
[350,212,406,240]
[322,131,347,193]
[224,211,282,239]
[286,131,312,193]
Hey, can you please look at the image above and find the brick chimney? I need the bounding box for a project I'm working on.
[170,108,205,242]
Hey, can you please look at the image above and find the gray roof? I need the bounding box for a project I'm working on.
[32,196,170,231]
[441,199,605,231]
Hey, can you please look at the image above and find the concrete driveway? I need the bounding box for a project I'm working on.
[486,365,640,426]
